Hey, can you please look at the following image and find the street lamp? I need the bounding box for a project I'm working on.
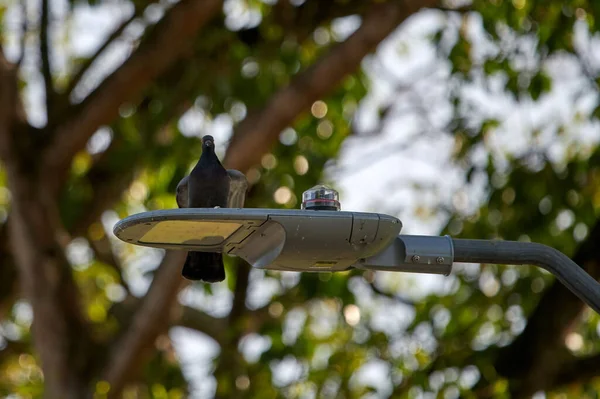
[113,185,600,315]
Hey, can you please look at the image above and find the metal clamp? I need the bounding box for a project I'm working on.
[356,235,454,276]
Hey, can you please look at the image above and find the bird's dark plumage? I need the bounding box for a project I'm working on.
[179,135,230,282]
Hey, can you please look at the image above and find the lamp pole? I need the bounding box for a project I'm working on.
[452,239,600,314]
[357,235,600,314]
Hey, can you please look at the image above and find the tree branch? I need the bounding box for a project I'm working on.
[103,250,187,397]
[67,95,193,237]
[110,300,228,346]
[229,260,251,323]
[43,0,223,180]
[88,227,130,293]
[64,13,137,98]
[0,50,27,162]
[369,280,417,307]
[0,51,27,323]
[6,171,96,398]
[224,0,439,173]
[112,300,272,351]
[176,305,228,343]
[554,353,600,388]
[213,259,251,398]
[40,0,54,119]
[69,140,139,236]
[0,222,19,321]
[270,0,372,43]
[17,0,27,67]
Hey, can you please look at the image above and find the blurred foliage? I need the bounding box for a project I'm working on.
[2,0,600,398]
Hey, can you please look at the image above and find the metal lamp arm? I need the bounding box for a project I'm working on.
[359,236,600,315]
[452,239,600,315]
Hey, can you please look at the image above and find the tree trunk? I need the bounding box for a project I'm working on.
[4,141,96,399]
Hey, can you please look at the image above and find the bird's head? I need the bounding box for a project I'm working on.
[202,135,215,152]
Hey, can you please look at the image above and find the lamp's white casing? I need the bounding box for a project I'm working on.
[113,208,402,272]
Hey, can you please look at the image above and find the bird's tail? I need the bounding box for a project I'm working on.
[181,251,225,283]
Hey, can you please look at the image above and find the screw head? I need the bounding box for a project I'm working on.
[411,255,420,262]
[436,256,445,264]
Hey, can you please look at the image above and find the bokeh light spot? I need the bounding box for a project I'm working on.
[279,128,298,146]
[343,304,360,326]
[294,156,309,175]
[261,154,277,170]
[565,332,583,351]
[311,101,328,118]
[96,381,110,395]
[247,168,261,184]
[317,120,333,139]
[274,187,292,204]
[269,302,284,317]
[236,375,250,390]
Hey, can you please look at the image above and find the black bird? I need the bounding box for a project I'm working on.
[176,135,248,282]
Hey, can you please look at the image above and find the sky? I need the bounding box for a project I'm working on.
[3,0,600,397]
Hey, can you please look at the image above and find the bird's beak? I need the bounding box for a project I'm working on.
[204,140,213,147]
